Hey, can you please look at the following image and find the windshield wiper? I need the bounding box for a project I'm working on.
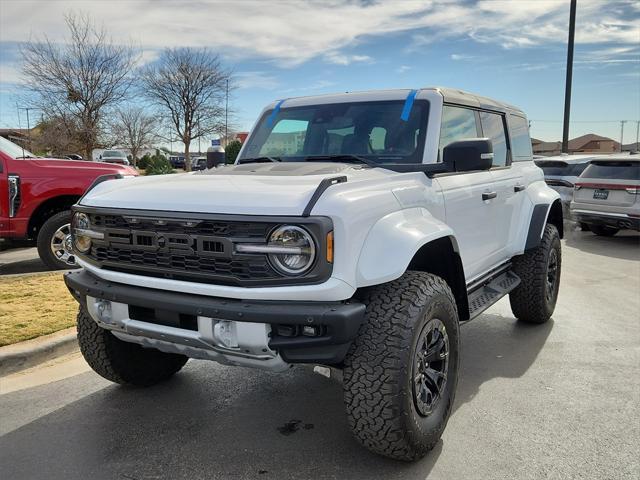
[237,156,281,164]
[303,154,380,168]
[15,155,36,159]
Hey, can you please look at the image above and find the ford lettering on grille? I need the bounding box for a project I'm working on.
[105,229,232,258]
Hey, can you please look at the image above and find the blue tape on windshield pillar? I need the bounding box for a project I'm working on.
[400,89,418,121]
[267,99,286,127]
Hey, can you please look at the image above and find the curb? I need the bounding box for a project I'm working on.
[0,327,78,377]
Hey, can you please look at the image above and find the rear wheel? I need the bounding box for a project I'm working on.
[77,306,188,386]
[589,225,619,237]
[509,224,561,324]
[343,271,459,461]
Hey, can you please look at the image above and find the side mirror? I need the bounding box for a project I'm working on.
[443,138,493,172]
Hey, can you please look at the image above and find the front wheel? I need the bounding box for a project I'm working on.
[77,306,188,386]
[36,210,79,270]
[509,223,561,324]
[343,271,460,461]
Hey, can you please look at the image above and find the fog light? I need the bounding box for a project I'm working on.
[276,325,298,337]
[302,325,322,337]
[96,300,112,323]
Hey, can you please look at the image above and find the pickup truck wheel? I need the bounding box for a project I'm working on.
[589,225,619,237]
[36,210,79,270]
[77,306,188,386]
[509,223,561,324]
[343,272,459,461]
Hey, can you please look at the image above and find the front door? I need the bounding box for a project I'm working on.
[436,105,500,281]
[0,153,9,234]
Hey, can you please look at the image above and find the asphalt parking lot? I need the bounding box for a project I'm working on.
[1,230,639,480]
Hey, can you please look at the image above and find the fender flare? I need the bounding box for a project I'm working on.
[524,197,563,250]
[355,207,458,287]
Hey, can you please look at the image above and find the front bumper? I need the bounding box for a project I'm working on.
[64,269,365,367]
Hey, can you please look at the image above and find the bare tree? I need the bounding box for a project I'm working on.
[141,48,230,171]
[31,115,84,157]
[110,107,159,167]
[21,13,137,161]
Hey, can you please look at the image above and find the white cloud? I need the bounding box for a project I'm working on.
[0,0,637,69]
[324,52,373,66]
[0,64,22,84]
[235,71,280,90]
[396,65,411,74]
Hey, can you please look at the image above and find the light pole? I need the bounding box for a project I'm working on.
[635,120,639,152]
[562,0,577,154]
[225,78,229,147]
[620,120,627,152]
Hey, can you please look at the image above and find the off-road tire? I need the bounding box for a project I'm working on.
[343,271,460,461]
[36,210,78,270]
[589,225,619,237]
[77,306,188,386]
[509,223,561,324]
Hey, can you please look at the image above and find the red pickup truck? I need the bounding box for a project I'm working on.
[0,136,137,269]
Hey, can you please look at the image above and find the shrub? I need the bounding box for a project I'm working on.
[137,153,151,170]
[225,140,242,164]
[145,149,173,175]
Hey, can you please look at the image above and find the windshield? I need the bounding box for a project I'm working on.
[0,135,37,159]
[103,150,125,157]
[239,100,429,164]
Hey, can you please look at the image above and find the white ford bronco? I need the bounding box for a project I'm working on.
[65,87,563,461]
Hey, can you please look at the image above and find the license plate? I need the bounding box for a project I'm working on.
[593,189,609,200]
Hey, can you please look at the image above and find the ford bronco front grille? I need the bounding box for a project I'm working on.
[75,209,333,287]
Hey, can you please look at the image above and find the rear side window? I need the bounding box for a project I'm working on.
[509,115,532,161]
[439,106,479,160]
[582,162,640,180]
[479,111,508,167]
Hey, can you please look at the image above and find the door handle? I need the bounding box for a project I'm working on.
[514,184,526,192]
[482,191,497,201]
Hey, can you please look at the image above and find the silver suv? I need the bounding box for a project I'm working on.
[570,156,640,236]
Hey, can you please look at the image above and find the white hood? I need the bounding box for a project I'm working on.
[80,162,392,216]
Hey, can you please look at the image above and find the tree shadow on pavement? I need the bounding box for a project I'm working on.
[0,258,51,275]
[0,313,552,480]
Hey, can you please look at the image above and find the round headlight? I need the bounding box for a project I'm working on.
[268,225,316,275]
[72,212,92,253]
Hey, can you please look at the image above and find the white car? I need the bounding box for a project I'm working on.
[535,155,591,218]
[65,87,562,461]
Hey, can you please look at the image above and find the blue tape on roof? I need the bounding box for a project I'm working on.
[400,89,418,121]
[267,99,286,127]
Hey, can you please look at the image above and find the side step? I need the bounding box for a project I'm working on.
[467,270,521,319]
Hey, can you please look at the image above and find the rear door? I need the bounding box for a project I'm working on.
[574,160,640,212]
[480,111,525,259]
[435,105,498,281]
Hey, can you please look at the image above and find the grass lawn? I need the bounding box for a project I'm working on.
[0,272,77,347]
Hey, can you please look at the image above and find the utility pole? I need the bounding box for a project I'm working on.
[620,120,627,152]
[635,120,639,152]
[225,78,229,147]
[562,0,577,154]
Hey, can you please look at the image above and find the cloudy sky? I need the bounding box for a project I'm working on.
[0,0,638,145]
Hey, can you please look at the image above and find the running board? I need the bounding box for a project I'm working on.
[467,270,521,319]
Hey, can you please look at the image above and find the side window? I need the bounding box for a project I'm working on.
[509,114,533,161]
[439,106,479,160]
[479,112,508,167]
[259,119,308,156]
